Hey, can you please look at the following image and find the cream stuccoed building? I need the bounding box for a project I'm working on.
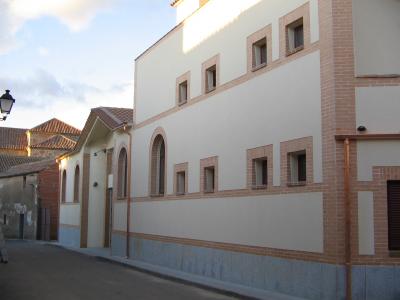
[58,0,400,299]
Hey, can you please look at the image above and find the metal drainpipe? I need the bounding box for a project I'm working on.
[123,125,132,259]
[344,138,352,300]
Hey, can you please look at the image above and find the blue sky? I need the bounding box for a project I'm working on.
[0,0,175,129]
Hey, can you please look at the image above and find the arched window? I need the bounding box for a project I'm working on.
[61,170,67,203]
[118,148,128,198]
[150,135,166,196]
[73,165,80,203]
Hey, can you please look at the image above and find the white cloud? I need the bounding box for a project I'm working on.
[0,0,116,54]
[0,69,133,129]
[37,46,49,56]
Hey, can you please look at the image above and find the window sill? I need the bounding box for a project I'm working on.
[287,181,307,187]
[251,185,268,190]
[203,190,215,194]
[205,87,216,94]
[178,100,187,107]
[117,197,128,201]
[150,194,165,198]
[176,192,186,196]
[389,251,400,258]
[286,45,304,57]
[251,63,267,72]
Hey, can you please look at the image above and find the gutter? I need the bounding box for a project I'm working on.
[336,133,400,300]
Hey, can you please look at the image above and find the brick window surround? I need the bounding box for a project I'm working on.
[200,156,218,194]
[280,136,313,186]
[149,127,168,197]
[117,147,128,199]
[202,54,220,94]
[73,165,80,203]
[174,162,188,196]
[247,24,272,73]
[279,3,311,58]
[247,144,273,189]
[61,169,67,203]
[176,71,191,106]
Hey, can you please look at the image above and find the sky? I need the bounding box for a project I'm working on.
[0,0,176,129]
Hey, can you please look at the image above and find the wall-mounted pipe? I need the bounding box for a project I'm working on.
[344,138,352,300]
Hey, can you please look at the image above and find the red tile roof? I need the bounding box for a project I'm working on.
[0,159,56,178]
[62,107,133,158]
[30,135,77,150]
[0,154,42,172]
[0,127,28,150]
[30,118,81,135]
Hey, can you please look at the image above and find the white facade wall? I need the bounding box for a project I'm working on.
[133,51,323,197]
[352,0,400,76]
[135,0,320,124]
[356,86,400,133]
[132,193,324,253]
[357,141,400,182]
[60,205,81,227]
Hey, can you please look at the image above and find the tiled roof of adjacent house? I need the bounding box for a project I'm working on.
[30,135,77,151]
[0,127,28,150]
[0,154,43,173]
[60,107,133,158]
[0,158,56,178]
[30,118,81,135]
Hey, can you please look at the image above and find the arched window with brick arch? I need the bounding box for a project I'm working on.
[150,133,166,196]
[73,165,80,203]
[61,170,67,203]
[117,148,128,198]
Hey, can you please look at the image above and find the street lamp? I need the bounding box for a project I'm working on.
[0,90,16,121]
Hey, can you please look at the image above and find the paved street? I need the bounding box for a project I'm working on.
[0,241,240,300]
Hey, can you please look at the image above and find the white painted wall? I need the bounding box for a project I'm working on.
[358,191,375,255]
[113,202,127,232]
[133,51,323,197]
[135,0,320,124]
[353,0,400,75]
[176,0,200,24]
[356,86,400,133]
[59,204,80,226]
[357,141,400,181]
[132,192,324,253]
[60,152,83,204]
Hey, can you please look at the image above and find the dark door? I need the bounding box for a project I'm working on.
[19,214,24,240]
[388,181,400,251]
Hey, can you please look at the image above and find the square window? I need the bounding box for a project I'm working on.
[252,38,267,69]
[178,81,188,105]
[288,150,307,184]
[253,158,268,188]
[287,18,304,54]
[176,171,186,195]
[204,166,215,193]
[205,65,217,93]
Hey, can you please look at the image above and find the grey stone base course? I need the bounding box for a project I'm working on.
[111,233,345,300]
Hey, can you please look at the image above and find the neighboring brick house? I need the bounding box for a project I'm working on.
[0,159,59,240]
[58,1,400,300]
[0,118,80,158]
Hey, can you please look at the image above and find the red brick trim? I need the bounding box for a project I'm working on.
[176,71,191,106]
[280,137,313,186]
[247,24,272,73]
[247,144,273,190]
[355,76,400,87]
[148,127,168,197]
[279,3,311,58]
[173,162,188,196]
[80,153,90,248]
[200,156,218,194]
[112,230,334,264]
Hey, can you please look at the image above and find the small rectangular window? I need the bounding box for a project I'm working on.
[176,171,186,195]
[252,38,267,69]
[287,18,304,54]
[178,81,188,105]
[205,65,217,93]
[3,214,6,225]
[204,167,215,193]
[253,158,268,188]
[288,150,307,185]
[388,181,400,251]
[23,176,27,188]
